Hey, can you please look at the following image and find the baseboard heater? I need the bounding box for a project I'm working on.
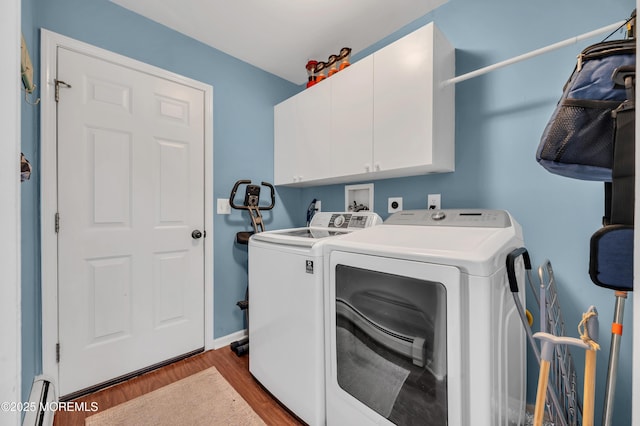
[22,376,55,426]
[336,298,426,368]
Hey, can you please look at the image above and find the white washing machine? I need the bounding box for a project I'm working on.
[248,211,382,425]
[323,209,527,426]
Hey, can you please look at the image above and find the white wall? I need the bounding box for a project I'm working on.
[0,0,22,424]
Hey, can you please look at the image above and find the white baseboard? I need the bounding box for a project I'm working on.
[213,329,248,350]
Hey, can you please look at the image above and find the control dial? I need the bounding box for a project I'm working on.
[431,211,446,221]
[333,215,346,228]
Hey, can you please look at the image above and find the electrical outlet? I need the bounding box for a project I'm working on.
[217,198,231,214]
[388,197,403,213]
[428,194,441,210]
[315,200,321,212]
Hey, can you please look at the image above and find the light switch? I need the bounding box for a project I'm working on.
[217,198,231,214]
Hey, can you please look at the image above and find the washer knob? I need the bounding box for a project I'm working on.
[333,215,346,228]
[431,211,446,221]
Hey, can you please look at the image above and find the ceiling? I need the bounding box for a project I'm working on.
[111,0,448,85]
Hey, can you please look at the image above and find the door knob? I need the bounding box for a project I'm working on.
[192,230,203,239]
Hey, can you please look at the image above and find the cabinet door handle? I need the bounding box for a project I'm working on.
[374,163,381,171]
[364,164,371,172]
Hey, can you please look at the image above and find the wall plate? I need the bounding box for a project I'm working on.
[345,183,374,212]
[428,193,441,210]
[388,197,403,213]
[217,198,231,214]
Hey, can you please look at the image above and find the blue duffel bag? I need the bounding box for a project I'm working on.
[536,37,635,181]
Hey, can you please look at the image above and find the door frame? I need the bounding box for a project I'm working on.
[40,29,215,390]
[1,0,21,422]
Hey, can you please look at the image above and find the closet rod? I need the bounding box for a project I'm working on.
[442,20,626,86]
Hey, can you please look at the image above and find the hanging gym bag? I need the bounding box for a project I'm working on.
[536,36,636,181]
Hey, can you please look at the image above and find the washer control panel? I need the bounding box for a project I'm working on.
[309,212,382,229]
[385,209,512,228]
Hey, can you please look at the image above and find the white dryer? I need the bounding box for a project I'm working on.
[322,209,527,426]
[248,211,382,425]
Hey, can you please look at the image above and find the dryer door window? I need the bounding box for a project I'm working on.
[335,264,448,424]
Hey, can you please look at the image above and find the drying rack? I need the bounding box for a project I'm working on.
[538,260,582,426]
[507,249,581,426]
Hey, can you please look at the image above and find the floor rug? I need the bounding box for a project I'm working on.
[85,367,266,426]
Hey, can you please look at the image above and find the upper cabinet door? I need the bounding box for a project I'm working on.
[295,82,332,183]
[274,84,332,185]
[374,23,440,172]
[274,96,298,185]
[330,55,374,178]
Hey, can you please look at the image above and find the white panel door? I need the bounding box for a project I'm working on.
[56,47,205,396]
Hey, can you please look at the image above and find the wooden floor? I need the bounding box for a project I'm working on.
[54,347,304,426]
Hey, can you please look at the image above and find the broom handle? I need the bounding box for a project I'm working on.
[583,349,597,426]
[534,359,551,426]
[603,292,626,426]
[533,332,590,426]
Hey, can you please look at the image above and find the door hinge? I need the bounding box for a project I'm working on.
[54,79,72,102]
[56,343,60,363]
[55,212,60,233]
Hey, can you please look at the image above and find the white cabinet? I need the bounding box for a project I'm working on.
[330,55,374,177]
[274,83,331,185]
[273,96,297,185]
[274,58,371,186]
[373,22,454,177]
[274,22,454,187]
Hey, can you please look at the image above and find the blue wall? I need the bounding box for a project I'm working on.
[20,0,634,423]
[300,1,635,424]
[20,0,300,401]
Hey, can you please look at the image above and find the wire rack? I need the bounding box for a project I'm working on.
[537,260,582,426]
[507,249,582,426]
